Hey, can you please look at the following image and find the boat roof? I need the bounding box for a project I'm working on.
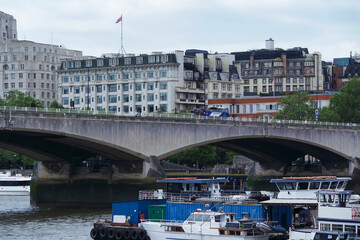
[157,178,228,184]
[271,176,351,183]
[261,198,318,206]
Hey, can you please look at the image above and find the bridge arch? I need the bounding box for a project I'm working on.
[157,135,352,170]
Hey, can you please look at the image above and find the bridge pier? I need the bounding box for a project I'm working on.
[30,161,161,207]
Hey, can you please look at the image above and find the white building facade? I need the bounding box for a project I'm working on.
[0,12,82,107]
[57,51,184,115]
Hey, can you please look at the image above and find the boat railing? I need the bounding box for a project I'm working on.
[138,190,166,200]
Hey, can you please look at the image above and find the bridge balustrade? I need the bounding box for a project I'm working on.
[0,106,358,129]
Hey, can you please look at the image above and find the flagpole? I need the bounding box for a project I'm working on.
[121,14,123,56]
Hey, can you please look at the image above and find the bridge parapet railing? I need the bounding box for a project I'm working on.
[0,106,358,129]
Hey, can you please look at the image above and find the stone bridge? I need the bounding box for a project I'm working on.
[1,108,360,205]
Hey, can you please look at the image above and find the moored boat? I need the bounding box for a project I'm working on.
[0,170,31,196]
[140,208,269,240]
[289,189,360,240]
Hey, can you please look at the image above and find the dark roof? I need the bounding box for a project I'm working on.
[231,48,308,61]
[185,49,209,57]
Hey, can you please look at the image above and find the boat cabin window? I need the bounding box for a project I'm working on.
[328,194,334,203]
[277,182,296,190]
[215,215,221,222]
[330,181,338,189]
[337,181,344,189]
[344,225,356,234]
[332,224,343,232]
[0,181,31,186]
[320,223,330,231]
[186,214,195,221]
[310,182,320,189]
[298,182,309,190]
[321,182,330,189]
[195,214,203,221]
[202,215,211,222]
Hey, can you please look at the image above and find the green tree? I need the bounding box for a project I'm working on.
[275,90,316,120]
[165,146,238,168]
[49,101,64,109]
[0,149,36,169]
[1,90,42,107]
[322,76,360,123]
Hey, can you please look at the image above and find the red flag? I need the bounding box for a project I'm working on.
[115,16,122,24]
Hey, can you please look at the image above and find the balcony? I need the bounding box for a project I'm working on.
[175,98,205,105]
[175,87,205,94]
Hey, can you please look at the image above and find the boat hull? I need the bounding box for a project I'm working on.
[141,222,268,240]
[0,186,30,196]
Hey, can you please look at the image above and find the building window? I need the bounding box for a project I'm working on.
[293,78,297,83]
[243,104,246,113]
[86,60,92,67]
[124,58,131,65]
[149,56,158,64]
[108,84,117,92]
[160,70,167,78]
[262,86,266,92]
[109,95,117,103]
[123,83,129,91]
[123,94,129,102]
[148,83,154,90]
[135,83,141,91]
[147,72,154,78]
[97,60,104,67]
[135,72,142,79]
[136,57,143,64]
[160,92,167,101]
[160,104,167,112]
[160,82,167,90]
[63,97,69,105]
[147,93,154,101]
[97,75,103,81]
[135,94,141,102]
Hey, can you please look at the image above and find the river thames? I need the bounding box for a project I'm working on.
[0,195,111,240]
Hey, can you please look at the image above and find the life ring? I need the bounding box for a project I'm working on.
[123,228,131,240]
[138,229,146,240]
[352,208,358,218]
[131,228,139,240]
[99,227,108,239]
[108,228,115,239]
[115,229,123,240]
[90,228,98,239]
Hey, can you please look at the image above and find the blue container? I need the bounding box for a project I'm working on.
[112,199,166,225]
[264,205,292,229]
[166,202,263,222]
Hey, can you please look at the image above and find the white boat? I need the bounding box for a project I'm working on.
[140,209,268,240]
[0,170,31,196]
[289,190,360,240]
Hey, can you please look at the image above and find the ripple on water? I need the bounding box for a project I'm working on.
[0,196,111,240]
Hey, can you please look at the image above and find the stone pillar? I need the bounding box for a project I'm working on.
[143,156,166,178]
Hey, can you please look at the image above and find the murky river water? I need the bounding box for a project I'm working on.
[0,196,111,240]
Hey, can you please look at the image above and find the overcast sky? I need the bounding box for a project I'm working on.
[2,0,360,61]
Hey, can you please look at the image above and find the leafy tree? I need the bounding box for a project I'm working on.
[50,101,64,109]
[275,90,316,121]
[165,145,237,168]
[0,90,42,107]
[322,76,360,123]
[0,149,36,169]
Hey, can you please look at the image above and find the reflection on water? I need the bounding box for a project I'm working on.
[0,196,111,240]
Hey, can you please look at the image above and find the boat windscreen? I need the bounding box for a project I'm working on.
[330,181,338,189]
[310,182,320,189]
[186,214,195,222]
[320,182,330,189]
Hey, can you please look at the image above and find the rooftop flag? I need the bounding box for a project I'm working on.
[115,16,122,24]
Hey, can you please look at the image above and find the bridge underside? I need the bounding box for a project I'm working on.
[212,137,349,170]
[0,130,144,173]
